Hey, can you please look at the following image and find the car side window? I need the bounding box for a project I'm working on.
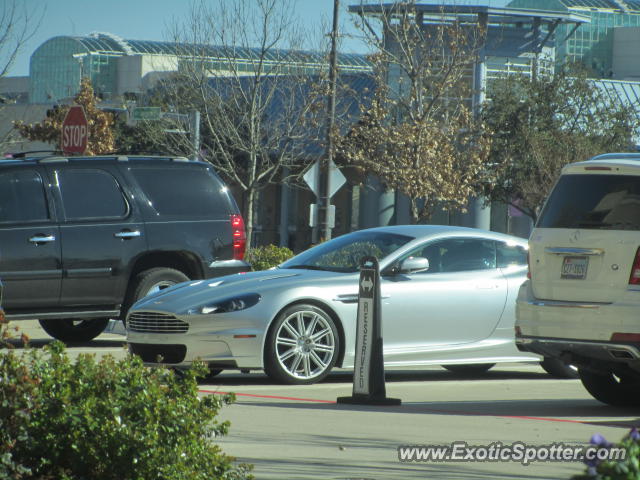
[439,238,497,272]
[497,242,527,268]
[397,238,496,274]
[128,166,229,218]
[0,169,50,223]
[57,168,128,220]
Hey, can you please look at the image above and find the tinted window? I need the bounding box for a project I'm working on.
[497,242,527,268]
[130,166,228,218]
[281,231,413,273]
[0,169,50,223]
[434,238,497,272]
[538,174,640,230]
[58,169,127,219]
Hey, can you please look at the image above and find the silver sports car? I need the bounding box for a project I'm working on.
[126,225,572,384]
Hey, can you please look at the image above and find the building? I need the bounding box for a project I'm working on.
[27,32,371,105]
[508,0,640,79]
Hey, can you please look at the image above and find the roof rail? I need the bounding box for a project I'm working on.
[8,150,63,159]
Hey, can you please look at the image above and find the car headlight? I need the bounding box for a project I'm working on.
[187,293,261,315]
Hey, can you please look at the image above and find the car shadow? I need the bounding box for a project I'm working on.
[206,367,563,386]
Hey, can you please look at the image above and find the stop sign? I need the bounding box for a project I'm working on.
[61,106,89,154]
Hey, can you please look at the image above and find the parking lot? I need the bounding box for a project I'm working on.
[11,320,640,479]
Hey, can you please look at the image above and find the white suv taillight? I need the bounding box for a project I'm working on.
[629,247,640,285]
[231,214,246,260]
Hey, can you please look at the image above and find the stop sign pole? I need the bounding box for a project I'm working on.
[61,106,89,154]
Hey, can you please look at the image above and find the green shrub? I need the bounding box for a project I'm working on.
[0,321,252,480]
[245,244,294,271]
[572,429,640,479]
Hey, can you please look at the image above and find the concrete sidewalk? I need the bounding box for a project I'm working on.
[209,368,637,479]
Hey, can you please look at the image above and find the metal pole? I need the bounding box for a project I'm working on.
[319,0,340,242]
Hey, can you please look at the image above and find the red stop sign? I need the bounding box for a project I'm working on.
[61,106,89,154]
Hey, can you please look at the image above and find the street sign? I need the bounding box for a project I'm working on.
[303,159,346,198]
[131,106,162,121]
[309,204,335,228]
[61,106,89,155]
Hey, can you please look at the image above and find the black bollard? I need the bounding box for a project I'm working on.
[337,256,401,406]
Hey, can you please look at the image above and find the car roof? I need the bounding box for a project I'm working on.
[354,224,527,245]
[562,152,640,174]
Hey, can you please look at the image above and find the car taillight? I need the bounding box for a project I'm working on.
[231,214,246,260]
[629,247,640,285]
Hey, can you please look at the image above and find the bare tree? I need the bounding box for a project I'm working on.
[0,0,43,151]
[153,0,327,245]
[338,2,492,223]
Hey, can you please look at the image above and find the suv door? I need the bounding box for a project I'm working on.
[0,167,62,309]
[48,165,146,307]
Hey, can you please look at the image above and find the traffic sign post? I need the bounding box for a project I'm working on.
[337,257,401,406]
[61,106,89,154]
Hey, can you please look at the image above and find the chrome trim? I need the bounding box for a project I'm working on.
[209,259,250,269]
[114,230,141,239]
[526,299,608,308]
[544,247,604,256]
[29,235,55,244]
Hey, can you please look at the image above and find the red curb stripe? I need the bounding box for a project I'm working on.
[199,389,609,425]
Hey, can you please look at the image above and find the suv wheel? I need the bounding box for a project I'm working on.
[123,268,190,320]
[39,318,110,343]
[578,368,640,406]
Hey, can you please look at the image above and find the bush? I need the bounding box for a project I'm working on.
[245,244,294,271]
[572,429,640,479]
[0,321,252,480]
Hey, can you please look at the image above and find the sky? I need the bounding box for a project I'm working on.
[8,0,509,77]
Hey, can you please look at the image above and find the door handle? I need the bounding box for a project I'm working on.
[114,230,141,239]
[475,283,498,289]
[29,235,56,244]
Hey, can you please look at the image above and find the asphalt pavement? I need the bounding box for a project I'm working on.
[8,319,640,480]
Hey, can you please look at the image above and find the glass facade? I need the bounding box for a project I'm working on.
[509,0,640,77]
[29,33,371,104]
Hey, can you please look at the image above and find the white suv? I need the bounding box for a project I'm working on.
[516,153,640,407]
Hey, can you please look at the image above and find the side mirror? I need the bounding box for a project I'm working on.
[398,256,429,274]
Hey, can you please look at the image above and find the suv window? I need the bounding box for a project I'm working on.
[0,169,50,223]
[57,169,128,220]
[538,174,640,231]
[129,166,228,218]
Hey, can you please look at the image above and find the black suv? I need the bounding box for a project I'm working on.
[0,154,248,342]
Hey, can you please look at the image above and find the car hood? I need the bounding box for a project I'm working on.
[131,268,356,312]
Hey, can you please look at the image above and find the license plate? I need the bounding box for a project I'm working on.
[561,256,588,280]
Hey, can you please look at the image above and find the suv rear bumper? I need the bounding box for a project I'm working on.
[516,335,640,371]
[516,281,640,372]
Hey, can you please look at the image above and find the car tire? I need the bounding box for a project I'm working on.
[264,304,339,385]
[578,368,640,407]
[122,267,190,321]
[442,363,495,374]
[39,318,110,343]
[540,357,578,379]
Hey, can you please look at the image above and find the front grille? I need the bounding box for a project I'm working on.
[128,343,187,364]
[128,311,189,334]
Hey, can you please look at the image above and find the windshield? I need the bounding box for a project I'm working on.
[281,231,414,273]
[538,174,640,231]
